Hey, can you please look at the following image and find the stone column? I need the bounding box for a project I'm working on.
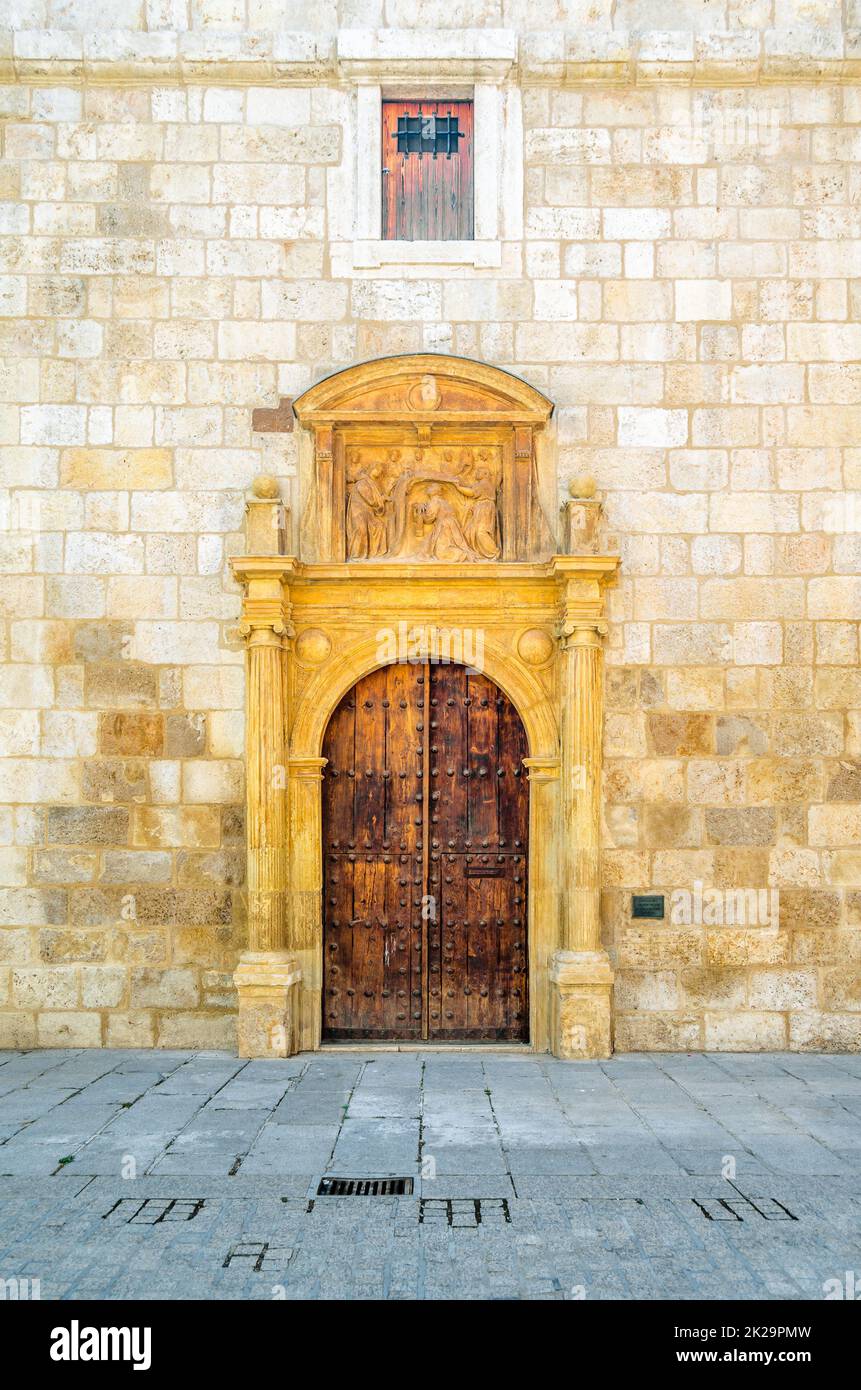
[551,614,614,1059]
[232,487,301,1059]
[523,756,560,1054]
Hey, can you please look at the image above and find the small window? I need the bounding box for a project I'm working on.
[382,99,474,242]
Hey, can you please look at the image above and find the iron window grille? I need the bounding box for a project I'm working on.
[395,110,463,157]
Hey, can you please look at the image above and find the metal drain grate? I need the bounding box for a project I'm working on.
[317,1176,414,1197]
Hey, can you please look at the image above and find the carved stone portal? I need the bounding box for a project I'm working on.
[233,355,621,1063]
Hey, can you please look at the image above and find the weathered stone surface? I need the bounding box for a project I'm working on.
[98,712,164,757]
[85,664,160,710]
[705,808,777,846]
[132,807,221,849]
[32,849,97,884]
[38,928,109,964]
[130,967,200,1009]
[176,850,244,887]
[100,851,172,885]
[47,805,130,845]
[81,758,148,804]
[164,713,206,758]
[705,1012,788,1051]
[715,716,768,757]
[648,714,713,757]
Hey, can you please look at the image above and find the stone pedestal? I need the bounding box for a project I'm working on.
[550,950,614,1060]
[235,951,301,1059]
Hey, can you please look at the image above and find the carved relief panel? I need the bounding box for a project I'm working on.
[292,356,556,565]
[346,443,502,561]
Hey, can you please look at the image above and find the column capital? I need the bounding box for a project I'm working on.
[559,617,609,649]
[522,756,560,783]
[289,756,328,781]
[239,608,295,647]
[231,555,298,587]
[232,556,298,644]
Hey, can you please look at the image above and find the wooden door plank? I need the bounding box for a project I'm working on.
[468,671,499,848]
[353,667,386,849]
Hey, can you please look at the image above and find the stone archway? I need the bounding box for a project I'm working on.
[230,355,619,1060]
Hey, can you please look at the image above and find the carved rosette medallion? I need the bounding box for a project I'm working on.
[517,627,555,666]
[294,627,332,664]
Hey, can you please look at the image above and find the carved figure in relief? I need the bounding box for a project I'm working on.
[459,467,501,559]
[417,485,474,562]
[346,462,390,558]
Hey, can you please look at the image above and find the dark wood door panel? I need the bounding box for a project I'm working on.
[323,661,528,1042]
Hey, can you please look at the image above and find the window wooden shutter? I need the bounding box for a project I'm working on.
[382,100,474,242]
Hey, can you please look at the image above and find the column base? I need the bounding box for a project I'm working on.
[550,949,614,1060]
[234,951,302,1059]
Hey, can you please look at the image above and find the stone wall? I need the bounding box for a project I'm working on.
[1,2,860,1050]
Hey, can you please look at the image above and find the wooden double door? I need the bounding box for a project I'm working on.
[322,661,528,1042]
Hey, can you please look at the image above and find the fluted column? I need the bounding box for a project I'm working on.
[551,596,614,1060]
[561,621,606,954]
[245,621,289,953]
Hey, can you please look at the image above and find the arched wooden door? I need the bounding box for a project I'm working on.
[322,661,529,1042]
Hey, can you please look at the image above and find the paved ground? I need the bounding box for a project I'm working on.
[0,1047,859,1300]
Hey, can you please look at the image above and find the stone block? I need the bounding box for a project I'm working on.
[0,1011,37,1047]
[156,1012,237,1050]
[105,1011,155,1047]
[809,805,861,847]
[98,712,164,758]
[81,759,148,804]
[39,929,108,964]
[32,849,97,884]
[100,852,172,885]
[550,951,614,1060]
[648,713,713,757]
[705,808,777,846]
[130,967,199,1009]
[132,806,221,849]
[704,1012,788,1050]
[47,805,129,846]
[13,965,77,1009]
[37,1011,102,1047]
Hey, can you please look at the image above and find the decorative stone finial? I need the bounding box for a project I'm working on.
[252,474,279,499]
[568,473,597,499]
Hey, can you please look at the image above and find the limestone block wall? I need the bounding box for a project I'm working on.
[0,2,859,1050]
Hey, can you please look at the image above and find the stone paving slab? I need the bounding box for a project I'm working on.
[0,1048,860,1299]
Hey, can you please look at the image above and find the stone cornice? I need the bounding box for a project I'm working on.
[3,27,860,85]
[231,556,620,586]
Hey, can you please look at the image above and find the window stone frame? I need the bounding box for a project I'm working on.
[335,30,522,270]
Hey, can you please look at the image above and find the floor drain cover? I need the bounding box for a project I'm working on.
[317,1176,413,1197]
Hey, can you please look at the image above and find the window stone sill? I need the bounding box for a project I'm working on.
[350,239,502,269]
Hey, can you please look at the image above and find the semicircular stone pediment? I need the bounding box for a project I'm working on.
[293,353,553,426]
